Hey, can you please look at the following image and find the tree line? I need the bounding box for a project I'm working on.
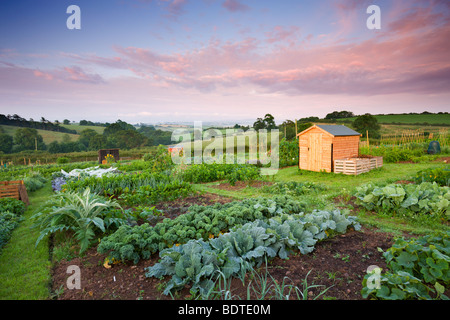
[2,109,418,155]
[250,111,381,140]
[0,114,77,134]
[0,118,173,154]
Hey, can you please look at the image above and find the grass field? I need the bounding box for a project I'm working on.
[378,124,449,135]
[59,124,105,135]
[338,113,450,125]
[0,125,80,145]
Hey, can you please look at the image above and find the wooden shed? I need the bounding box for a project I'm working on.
[296,124,361,173]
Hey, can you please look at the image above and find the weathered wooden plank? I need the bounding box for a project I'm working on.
[334,158,375,175]
[0,180,28,204]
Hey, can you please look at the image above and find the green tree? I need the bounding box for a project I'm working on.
[13,128,46,151]
[106,129,149,149]
[253,114,277,131]
[280,120,296,140]
[78,129,99,149]
[263,113,277,129]
[253,117,266,130]
[89,135,107,150]
[297,122,313,133]
[62,133,72,144]
[48,141,61,154]
[103,120,136,137]
[325,110,355,119]
[0,133,13,153]
[353,113,380,139]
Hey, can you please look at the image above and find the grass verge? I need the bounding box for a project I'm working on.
[200,162,449,236]
[0,183,53,300]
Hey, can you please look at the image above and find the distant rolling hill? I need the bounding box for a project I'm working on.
[337,113,450,125]
[60,124,105,135]
[0,125,80,144]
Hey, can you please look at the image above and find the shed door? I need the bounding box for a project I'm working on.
[308,133,322,171]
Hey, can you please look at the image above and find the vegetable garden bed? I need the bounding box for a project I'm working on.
[5,160,447,301]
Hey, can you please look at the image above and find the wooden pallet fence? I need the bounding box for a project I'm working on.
[0,180,29,205]
[334,156,383,175]
[369,156,383,170]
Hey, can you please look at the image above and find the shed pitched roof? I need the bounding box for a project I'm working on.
[316,125,360,136]
[297,124,361,137]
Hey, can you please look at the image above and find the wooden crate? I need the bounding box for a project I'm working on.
[334,157,383,175]
[98,149,120,164]
[369,156,383,169]
[334,158,371,175]
[0,180,29,205]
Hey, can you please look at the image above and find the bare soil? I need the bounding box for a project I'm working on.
[435,156,449,164]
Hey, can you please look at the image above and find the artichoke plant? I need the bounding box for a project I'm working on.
[32,187,122,253]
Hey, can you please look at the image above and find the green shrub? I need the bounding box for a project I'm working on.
[143,145,174,173]
[359,145,431,163]
[181,163,260,185]
[56,157,70,164]
[279,138,298,167]
[23,172,47,192]
[0,211,24,250]
[0,198,26,215]
[414,166,450,187]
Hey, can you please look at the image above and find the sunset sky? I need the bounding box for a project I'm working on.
[0,0,449,124]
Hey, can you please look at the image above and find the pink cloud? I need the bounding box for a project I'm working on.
[265,26,301,44]
[33,70,53,80]
[222,0,249,13]
[4,0,449,114]
[165,0,188,15]
[63,66,105,83]
[387,5,445,35]
[65,12,450,97]
[30,65,105,84]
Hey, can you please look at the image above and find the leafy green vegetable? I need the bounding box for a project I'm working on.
[98,195,308,263]
[0,211,24,250]
[262,181,327,196]
[355,182,450,221]
[413,166,450,187]
[146,209,361,296]
[362,231,450,300]
[180,163,260,185]
[31,187,123,253]
[0,198,26,216]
